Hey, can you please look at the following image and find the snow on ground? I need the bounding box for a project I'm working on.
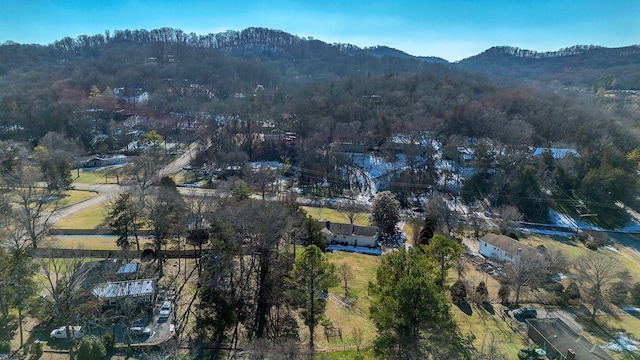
[326,244,382,255]
[517,227,576,238]
[603,333,640,352]
[548,209,602,231]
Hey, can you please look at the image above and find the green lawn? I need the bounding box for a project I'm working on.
[308,251,380,353]
[53,202,108,229]
[43,236,130,250]
[59,189,96,207]
[72,168,122,184]
[302,206,371,226]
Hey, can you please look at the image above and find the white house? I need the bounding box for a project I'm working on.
[479,233,539,263]
[319,221,378,248]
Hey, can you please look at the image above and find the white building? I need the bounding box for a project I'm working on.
[479,233,539,263]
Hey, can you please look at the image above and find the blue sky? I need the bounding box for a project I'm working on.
[1,0,638,61]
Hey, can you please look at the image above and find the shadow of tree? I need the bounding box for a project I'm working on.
[482,302,495,315]
[455,301,473,316]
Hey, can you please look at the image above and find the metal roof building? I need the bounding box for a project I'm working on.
[92,278,156,305]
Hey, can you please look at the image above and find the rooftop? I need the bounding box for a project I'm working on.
[92,278,155,300]
[527,318,613,360]
[480,233,539,258]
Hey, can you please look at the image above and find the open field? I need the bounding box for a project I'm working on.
[59,189,95,206]
[302,206,371,226]
[312,251,380,353]
[53,202,108,229]
[42,236,151,250]
[72,168,125,185]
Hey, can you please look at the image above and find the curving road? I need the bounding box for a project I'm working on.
[52,142,208,226]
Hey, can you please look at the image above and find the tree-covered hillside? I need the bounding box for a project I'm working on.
[1,27,639,227]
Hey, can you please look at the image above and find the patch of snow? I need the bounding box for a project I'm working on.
[623,306,640,313]
[603,245,619,252]
[327,244,381,256]
[603,333,639,352]
[548,209,602,231]
[517,228,576,238]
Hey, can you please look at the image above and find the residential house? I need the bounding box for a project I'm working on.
[479,233,539,263]
[92,278,156,306]
[319,220,378,248]
[527,318,613,360]
[78,154,127,169]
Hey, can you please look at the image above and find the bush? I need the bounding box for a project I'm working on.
[450,280,467,303]
[475,281,489,304]
[631,282,640,307]
[102,333,115,353]
[77,335,106,360]
[0,341,10,353]
[564,281,580,302]
[30,340,44,358]
[609,281,629,306]
[498,283,510,304]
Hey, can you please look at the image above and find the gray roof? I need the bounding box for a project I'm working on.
[319,221,378,238]
[480,233,539,258]
[92,278,155,300]
[527,318,613,360]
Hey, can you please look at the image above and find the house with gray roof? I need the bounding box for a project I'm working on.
[319,221,378,248]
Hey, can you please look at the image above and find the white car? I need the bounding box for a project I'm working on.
[159,301,172,319]
[50,326,85,340]
[128,326,152,337]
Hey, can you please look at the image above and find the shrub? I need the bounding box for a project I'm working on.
[475,281,489,304]
[30,340,44,357]
[0,341,10,353]
[564,281,580,302]
[77,335,106,360]
[498,283,510,304]
[102,333,115,353]
[450,279,467,303]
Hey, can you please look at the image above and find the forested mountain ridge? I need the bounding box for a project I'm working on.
[458,44,640,89]
[1,27,640,227]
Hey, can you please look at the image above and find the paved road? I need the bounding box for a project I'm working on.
[52,143,209,226]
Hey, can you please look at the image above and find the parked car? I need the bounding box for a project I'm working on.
[50,326,85,340]
[512,307,537,319]
[159,301,172,319]
[128,326,152,337]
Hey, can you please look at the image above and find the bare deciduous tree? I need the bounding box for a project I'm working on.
[495,205,523,235]
[574,252,623,321]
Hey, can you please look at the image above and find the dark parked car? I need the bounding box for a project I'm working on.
[512,307,537,319]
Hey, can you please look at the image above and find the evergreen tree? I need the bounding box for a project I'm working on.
[369,191,400,240]
[288,245,339,353]
[369,247,460,358]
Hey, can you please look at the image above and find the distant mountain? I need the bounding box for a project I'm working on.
[457,45,640,89]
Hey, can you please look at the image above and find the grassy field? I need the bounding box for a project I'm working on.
[311,251,380,354]
[59,189,96,206]
[42,236,147,250]
[302,206,371,226]
[72,168,124,184]
[53,202,108,229]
